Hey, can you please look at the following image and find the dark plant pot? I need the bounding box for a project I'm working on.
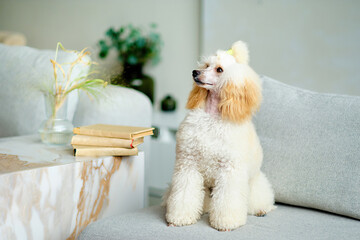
[116,63,154,104]
[161,95,177,112]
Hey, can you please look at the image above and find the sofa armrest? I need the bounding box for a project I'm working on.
[73,85,152,128]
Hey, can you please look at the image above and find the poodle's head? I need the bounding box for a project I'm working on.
[186,41,262,123]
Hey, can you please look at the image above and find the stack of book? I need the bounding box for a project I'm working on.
[71,124,154,157]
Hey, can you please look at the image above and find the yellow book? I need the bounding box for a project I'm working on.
[73,124,154,139]
[71,135,143,148]
[73,145,138,157]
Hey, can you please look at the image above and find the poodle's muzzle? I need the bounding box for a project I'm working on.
[192,70,210,86]
[192,70,202,84]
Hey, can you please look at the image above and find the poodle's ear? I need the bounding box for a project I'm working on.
[218,75,261,123]
[186,84,208,109]
[231,41,249,65]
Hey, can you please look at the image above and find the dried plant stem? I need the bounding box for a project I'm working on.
[44,42,107,120]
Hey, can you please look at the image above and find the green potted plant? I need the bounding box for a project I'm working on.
[98,24,162,104]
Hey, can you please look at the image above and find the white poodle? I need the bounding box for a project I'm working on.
[163,41,275,231]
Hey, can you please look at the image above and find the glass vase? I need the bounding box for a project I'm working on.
[38,94,73,145]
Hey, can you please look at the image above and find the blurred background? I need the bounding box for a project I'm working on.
[1,0,359,204]
[2,0,360,107]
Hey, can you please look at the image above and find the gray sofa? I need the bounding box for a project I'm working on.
[80,76,360,239]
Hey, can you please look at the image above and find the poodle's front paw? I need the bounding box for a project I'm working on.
[249,205,276,217]
[209,211,247,231]
[255,210,267,217]
[166,211,199,227]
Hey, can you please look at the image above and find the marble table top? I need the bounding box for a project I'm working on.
[0,135,96,174]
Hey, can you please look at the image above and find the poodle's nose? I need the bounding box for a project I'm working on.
[192,70,201,77]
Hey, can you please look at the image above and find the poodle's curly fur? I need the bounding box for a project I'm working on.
[163,41,275,231]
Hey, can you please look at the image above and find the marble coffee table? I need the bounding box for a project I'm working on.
[0,135,145,240]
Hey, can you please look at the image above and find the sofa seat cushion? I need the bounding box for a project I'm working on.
[79,205,360,240]
[253,76,360,219]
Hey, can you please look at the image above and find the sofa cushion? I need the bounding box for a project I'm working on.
[79,205,360,240]
[0,44,88,137]
[253,76,360,219]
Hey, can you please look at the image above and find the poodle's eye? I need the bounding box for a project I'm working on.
[204,63,209,68]
[216,67,223,73]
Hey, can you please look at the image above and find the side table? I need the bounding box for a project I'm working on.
[0,135,144,240]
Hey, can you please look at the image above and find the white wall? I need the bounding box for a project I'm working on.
[202,0,360,96]
[0,0,201,110]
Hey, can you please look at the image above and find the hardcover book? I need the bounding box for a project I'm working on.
[73,124,154,139]
[71,135,143,148]
[73,145,138,157]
